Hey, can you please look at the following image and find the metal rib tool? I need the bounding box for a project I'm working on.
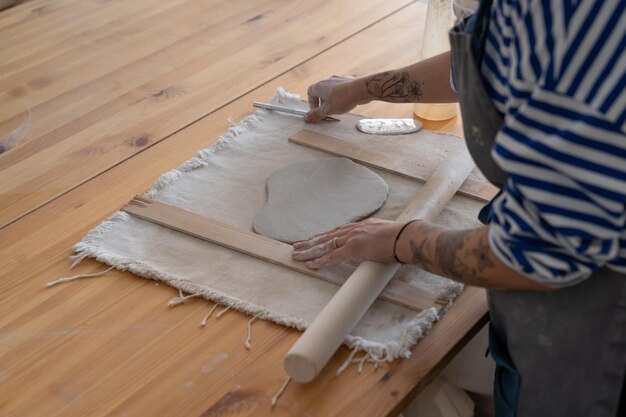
[253,102,340,122]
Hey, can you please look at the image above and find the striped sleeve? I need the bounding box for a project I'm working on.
[480,0,626,286]
[552,0,626,130]
[488,87,626,286]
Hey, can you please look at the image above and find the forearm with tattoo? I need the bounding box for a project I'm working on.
[364,71,424,102]
[355,52,458,105]
[398,221,552,291]
[433,228,494,287]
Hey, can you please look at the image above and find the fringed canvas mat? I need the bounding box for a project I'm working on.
[68,88,484,365]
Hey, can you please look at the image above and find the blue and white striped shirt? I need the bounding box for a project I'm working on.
[481,0,626,286]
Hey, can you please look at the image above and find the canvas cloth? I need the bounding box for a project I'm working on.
[70,88,485,362]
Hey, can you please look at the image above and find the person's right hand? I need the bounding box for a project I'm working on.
[305,75,364,123]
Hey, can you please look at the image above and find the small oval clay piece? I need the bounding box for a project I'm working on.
[356,118,422,135]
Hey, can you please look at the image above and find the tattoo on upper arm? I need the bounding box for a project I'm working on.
[364,71,424,102]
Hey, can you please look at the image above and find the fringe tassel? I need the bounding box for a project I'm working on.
[199,304,219,327]
[336,346,359,376]
[370,352,385,369]
[271,376,291,407]
[216,305,231,318]
[244,312,262,350]
[356,352,370,374]
[46,266,114,287]
[69,252,89,269]
[336,349,382,376]
[168,293,201,307]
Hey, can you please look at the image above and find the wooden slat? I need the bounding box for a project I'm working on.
[290,129,498,202]
[122,195,442,312]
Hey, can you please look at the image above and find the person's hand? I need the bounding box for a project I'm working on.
[291,218,404,269]
[305,75,365,123]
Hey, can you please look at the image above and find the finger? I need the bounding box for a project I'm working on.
[331,74,356,80]
[334,234,350,249]
[305,99,332,123]
[293,234,328,251]
[304,106,326,123]
[309,222,359,239]
[305,247,350,269]
[307,84,321,110]
[292,238,336,261]
[293,227,353,251]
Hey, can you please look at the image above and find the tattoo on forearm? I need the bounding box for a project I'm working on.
[364,71,424,102]
[409,239,433,269]
[407,226,544,290]
[434,230,493,286]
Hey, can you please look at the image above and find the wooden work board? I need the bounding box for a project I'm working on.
[289,113,498,203]
[0,1,489,416]
[290,129,498,202]
[121,196,447,312]
[116,116,497,314]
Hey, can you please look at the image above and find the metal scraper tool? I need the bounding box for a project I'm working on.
[253,102,340,122]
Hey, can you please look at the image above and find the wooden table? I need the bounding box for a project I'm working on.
[0,1,488,415]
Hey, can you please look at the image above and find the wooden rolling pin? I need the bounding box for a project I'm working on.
[284,148,476,383]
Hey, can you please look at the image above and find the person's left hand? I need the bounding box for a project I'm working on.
[291,218,404,269]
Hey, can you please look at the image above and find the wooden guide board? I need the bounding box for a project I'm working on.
[122,196,445,312]
[289,129,498,202]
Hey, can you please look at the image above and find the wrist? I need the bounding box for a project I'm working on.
[393,219,421,264]
[348,77,372,106]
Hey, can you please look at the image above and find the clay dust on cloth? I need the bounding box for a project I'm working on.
[66,88,484,364]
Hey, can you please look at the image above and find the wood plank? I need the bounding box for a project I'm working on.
[0,0,218,159]
[0,0,412,228]
[0,0,262,116]
[0,2,489,416]
[0,0,278,145]
[0,1,268,97]
[0,0,186,78]
[122,195,442,312]
[0,0,404,129]
[0,0,84,40]
[290,129,498,202]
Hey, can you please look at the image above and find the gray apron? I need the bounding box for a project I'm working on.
[449,1,626,416]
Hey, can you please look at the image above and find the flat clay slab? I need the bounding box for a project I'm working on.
[253,158,388,243]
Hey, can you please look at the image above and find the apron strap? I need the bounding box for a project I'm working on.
[465,0,493,65]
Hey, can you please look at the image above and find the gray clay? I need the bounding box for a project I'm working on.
[253,158,388,243]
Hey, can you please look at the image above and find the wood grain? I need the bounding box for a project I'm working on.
[0,1,490,416]
[0,0,412,228]
[290,129,498,202]
[122,196,442,312]
[0,0,174,76]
